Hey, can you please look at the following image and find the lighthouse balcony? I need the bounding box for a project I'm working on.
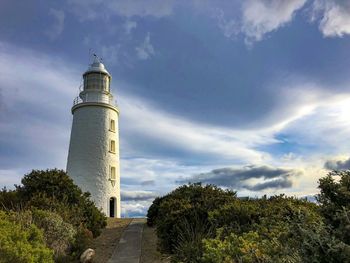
[73,95,117,107]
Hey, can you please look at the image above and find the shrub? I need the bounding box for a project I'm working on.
[148,183,236,257]
[27,193,84,228]
[0,210,54,263]
[202,202,348,263]
[17,169,107,237]
[318,170,350,244]
[32,209,76,259]
[70,226,94,258]
[173,212,214,262]
[0,187,22,210]
[148,172,350,262]
[146,196,163,226]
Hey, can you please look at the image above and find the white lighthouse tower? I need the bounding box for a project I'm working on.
[66,56,121,218]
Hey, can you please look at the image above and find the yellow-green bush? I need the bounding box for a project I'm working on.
[0,211,53,263]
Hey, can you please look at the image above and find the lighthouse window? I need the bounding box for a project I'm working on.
[110,166,116,180]
[110,119,115,132]
[110,140,116,153]
[85,73,101,90]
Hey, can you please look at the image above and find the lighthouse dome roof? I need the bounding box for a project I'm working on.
[84,56,111,76]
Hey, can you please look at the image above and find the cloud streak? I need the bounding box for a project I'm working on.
[135,33,155,60]
[121,190,158,201]
[67,0,176,21]
[45,8,65,40]
[177,165,301,191]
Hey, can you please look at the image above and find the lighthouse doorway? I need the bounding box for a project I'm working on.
[109,197,116,217]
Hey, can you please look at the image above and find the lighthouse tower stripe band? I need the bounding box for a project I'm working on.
[66,56,121,218]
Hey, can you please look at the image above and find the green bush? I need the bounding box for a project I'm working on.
[146,196,163,226]
[172,213,214,262]
[318,170,350,244]
[0,187,22,210]
[148,173,350,263]
[0,210,54,263]
[70,226,94,258]
[17,169,107,237]
[32,209,76,259]
[203,199,349,263]
[0,169,107,261]
[148,183,236,258]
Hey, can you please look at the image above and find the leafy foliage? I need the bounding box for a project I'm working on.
[147,183,236,260]
[318,170,350,244]
[32,209,76,259]
[148,172,350,263]
[0,210,54,263]
[0,169,107,261]
[17,169,107,237]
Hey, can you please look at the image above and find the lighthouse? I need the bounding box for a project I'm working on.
[66,56,121,218]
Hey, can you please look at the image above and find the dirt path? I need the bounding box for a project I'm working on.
[90,218,132,263]
[140,224,170,263]
[90,218,168,263]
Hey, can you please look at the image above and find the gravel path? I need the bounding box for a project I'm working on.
[107,218,145,263]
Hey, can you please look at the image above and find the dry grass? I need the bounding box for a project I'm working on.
[141,225,171,263]
[90,218,132,263]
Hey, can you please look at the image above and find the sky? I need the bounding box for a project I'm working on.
[1,0,350,217]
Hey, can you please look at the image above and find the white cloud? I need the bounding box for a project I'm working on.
[214,8,240,39]
[0,42,79,176]
[118,92,276,164]
[0,170,23,189]
[121,190,158,201]
[214,0,350,43]
[124,20,137,34]
[67,0,176,21]
[281,96,350,152]
[241,0,307,43]
[121,200,150,217]
[135,33,155,60]
[45,8,65,40]
[312,0,350,37]
[101,44,121,64]
[107,0,175,18]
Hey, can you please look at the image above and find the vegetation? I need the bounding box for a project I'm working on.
[148,171,350,263]
[0,169,107,262]
[0,210,54,263]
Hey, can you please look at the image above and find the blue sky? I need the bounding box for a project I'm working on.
[1,0,350,216]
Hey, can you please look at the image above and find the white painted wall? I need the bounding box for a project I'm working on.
[66,103,121,217]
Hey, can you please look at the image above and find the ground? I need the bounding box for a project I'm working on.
[90,218,131,263]
[89,218,168,263]
[141,224,170,263]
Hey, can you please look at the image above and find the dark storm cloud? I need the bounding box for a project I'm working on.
[245,178,293,191]
[324,158,350,170]
[177,165,301,191]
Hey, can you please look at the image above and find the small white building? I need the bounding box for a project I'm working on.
[66,57,121,218]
